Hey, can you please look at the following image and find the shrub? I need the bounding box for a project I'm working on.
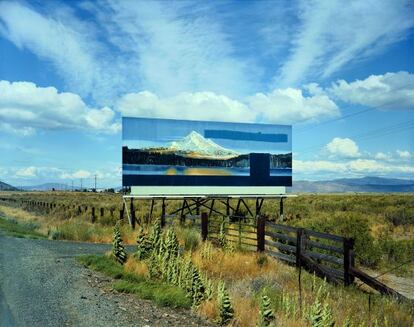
[256,254,268,267]
[181,228,200,251]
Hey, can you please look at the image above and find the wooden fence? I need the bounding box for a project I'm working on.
[0,197,126,223]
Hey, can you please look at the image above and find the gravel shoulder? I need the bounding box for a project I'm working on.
[0,233,212,327]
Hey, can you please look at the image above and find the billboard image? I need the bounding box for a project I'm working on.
[123,117,292,195]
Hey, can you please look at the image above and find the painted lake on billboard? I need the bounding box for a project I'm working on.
[122,117,292,188]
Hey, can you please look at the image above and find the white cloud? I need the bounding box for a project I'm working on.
[396,150,412,159]
[294,158,414,175]
[117,88,340,124]
[61,170,92,179]
[330,71,414,110]
[0,80,120,135]
[374,152,391,161]
[248,88,339,124]
[325,137,360,158]
[276,0,414,86]
[117,91,255,123]
[15,166,37,178]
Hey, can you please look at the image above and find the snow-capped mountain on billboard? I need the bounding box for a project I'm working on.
[169,131,239,158]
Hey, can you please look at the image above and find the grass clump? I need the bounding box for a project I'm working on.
[113,280,190,308]
[0,215,46,239]
[77,254,190,308]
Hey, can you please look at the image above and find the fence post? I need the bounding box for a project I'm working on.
[344,237,355,286]
[201,212,208,241]
[296,228,304,268]
[161,198,166,228]
[100,208,104,217]
[120,202,125,220]
[279,197,284,222]
[130,198,136,229]
[256,214,265,252]
[91,207,96,223]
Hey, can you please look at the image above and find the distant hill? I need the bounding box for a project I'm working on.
[21,183,70,191]
[290,176,414,193]
[0,180,18,191]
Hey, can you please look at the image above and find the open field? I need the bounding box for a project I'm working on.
[1,192,413,273]
[0,192,413,326]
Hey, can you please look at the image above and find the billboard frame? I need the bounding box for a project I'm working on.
[122,116,292,194]
[122,194,297,229]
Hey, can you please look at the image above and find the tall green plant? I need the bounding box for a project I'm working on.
[258,294,275,327]
[219,220,227,248]
[149,219,162,252]
[112,224,127,265]
[217,281,234,325]
[135,226,151,259]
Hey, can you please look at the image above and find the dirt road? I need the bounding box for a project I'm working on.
[0,234,211,327]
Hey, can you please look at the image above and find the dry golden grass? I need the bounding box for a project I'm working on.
[124,257,149,277]
[193,247,276,280]
[228,295,259,327]
[198,299,218,321]
[0,205,41,223]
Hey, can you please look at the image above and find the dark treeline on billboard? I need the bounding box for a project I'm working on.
[123,147,291,169]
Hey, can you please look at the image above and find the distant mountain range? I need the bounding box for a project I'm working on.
[290,176,414,193]
[20,183,70,191]
[0,181,18,191]
[2,176,414,193]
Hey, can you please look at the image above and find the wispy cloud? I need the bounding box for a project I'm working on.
[0,1,108,101]
[276,0,414,86]
[294,158,414,179]
[0,1,254,103]
[88,0,253,98]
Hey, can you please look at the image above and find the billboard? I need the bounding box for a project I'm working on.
[122,117,292,196]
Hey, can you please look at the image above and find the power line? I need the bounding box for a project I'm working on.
[295,80,414,135]
[296,119,414,155]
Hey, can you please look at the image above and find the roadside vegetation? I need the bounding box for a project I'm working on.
[82,223,413,326]
[0,212,46,239]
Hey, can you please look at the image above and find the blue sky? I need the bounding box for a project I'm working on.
[0,0,413,188]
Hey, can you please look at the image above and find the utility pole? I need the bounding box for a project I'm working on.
[80,178,83,191]
[94,174,97,192]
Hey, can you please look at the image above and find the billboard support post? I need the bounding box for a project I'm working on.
[280,198,284,221]
[195,198,200,215]
[161,198,166,227]
[130,198,136,229]
[149,199,155,222]
[226,198,230,216]
[201,212,208,241]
